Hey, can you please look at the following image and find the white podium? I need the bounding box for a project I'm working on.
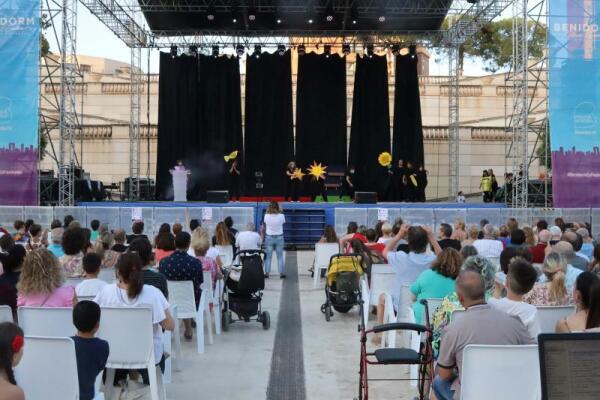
[170,169,189,202]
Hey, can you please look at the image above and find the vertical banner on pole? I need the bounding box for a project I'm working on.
[549,0,600,207]
[0,0,40,205]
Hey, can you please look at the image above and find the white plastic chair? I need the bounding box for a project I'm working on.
[18,307,75,337]
[167,280,212,354]
[360,277,370,328]
[98,268,116,283]
[216,245,234,268]
[368,264,394,305]
[460,345,541,400]
[96,307,165,400]
[536,305,576,333]
[201,271,222,335]
[0,305,13,322]
[423,298,443,325]
[15,336,79,400]
[313,243,340,288]
[77,295,96,302]
[65,278,83,287]
[162,304,179,383]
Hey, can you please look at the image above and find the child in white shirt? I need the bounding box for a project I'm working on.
[76,253,107,298]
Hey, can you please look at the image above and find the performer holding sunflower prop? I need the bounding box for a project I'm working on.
[308,161,328,202]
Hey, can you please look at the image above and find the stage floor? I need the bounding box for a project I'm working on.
[78,201,506,210]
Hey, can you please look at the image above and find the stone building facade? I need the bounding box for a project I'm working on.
[40,52,544,200]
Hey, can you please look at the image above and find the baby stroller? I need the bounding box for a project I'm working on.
[320,253,364,322]
[222,249,270,331]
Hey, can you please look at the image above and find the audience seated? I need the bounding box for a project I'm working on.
[212,221,235,249]
[498,224,511,247]
[71,301,109,400]
[585,281,600,331]
[0,234,15,253]
[172,223,183,236]
[236,222,262,251]
[12,220,27,244]
[523,226,536,247]
[127,221,149,244]
[95,231,119,269]
[489,258,540,340]
[128,238,168,299]
[377,223,393,245]
[0,321,25,400]
[154,233,176,264]
[89,220,100,243]
[17,248,75,307]
[339,222,367,252]
[562,231,589,270]
[555,272,599,333]
[494,246,532,292]
[191,228,223,288]
[540,241,583,290]
[507,228,527,248]
[577,228,594,260]
[530,229,550,264]
[75,253,108,298]
[432,255,496,355]
[224,216,238,243]
[450,220,467,243]
[61,227,86,278]
[437,223,461,251]
[473,224,503,258]
[461,225,479,247]
[432,270,535,400]
[94,252,174,373]
[524,252,573,306]
[0,245,26,311]
[459,245,477,260]
[411,248,461,324]
[47,227,65,258]
[159,232,203,340]
[25,224,45,252]
[364,229,385,255]
[111,229,128,253]
[590,244,600,274]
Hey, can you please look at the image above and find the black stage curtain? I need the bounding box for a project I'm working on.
[348,54,391,196]
[295,52,347,169]
[244,51,294,196]
[392,54,424,166]
[155,53,242,200]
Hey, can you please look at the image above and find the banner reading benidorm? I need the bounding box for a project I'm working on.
[0,0,40,205]
[549,0,600,207]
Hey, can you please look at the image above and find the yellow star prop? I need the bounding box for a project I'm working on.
[378,152,392,167]
[224,150,238,162]
[308,161,327,180]
[291,168,305,180]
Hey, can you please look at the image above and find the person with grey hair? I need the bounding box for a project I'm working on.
[111,229,127,253]
[460,245,478,260]
[472,224,503,258]
[432,270,535,400]
[235,222,261,251]
[561,231,589,270]
[47,227,64,258]
[577,227,594,259]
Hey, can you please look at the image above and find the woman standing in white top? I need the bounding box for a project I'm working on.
[263,201,286,278]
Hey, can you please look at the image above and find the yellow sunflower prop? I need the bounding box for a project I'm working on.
[291,168,305,180]
[378,152,392,167]
[308,161,327,180]
[224,150,238,162]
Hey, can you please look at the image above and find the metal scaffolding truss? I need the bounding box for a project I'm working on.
[129,47,142,200]
[79,0,148,47]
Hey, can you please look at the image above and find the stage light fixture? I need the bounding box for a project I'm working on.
[391,44,400,56]
[409,44,417,58]
[254,45,261,58]
[350,5,358,24]
[170,45,177,58]
[206,6,216,21]
[366,44,374,58]
[277,44,286,56]
[248,7,257,21]
[236,44,245,57]
[325,4,334,22]
[276,18,282,24]
[342,43,351,55]
[324,45,331,58]
[212,45,219,57]
[297,44,306,56]
[230,4,239,23]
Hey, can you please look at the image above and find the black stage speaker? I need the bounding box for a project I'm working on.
[207,190,229,203]
[354,192,377,204]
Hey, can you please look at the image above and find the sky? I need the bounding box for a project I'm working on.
[47,5,519,75]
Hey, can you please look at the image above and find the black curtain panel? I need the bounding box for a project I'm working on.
[155,53,243,200]
[244,51,294,196]
[348,54,391,196]
[295,52,347,169]
[155,53,199,200]
[392,54,424,167]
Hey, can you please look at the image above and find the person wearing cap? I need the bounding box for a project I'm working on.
[530,230,551,264]
[539,241,583,291]
[576,228,595,260]
[561,231,589,271]
[47,228,65,258]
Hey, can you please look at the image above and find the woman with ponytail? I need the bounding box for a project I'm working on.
[556,272,600,333]
[93,252,174,369]
[0,322,25,400]
[524,252,573,306]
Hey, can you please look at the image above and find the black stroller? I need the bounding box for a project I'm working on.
[222,250,270,330]
[320,253,365,322]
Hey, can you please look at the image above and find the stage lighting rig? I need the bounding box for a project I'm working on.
[248,7,257,21]
[236,44,245,57]
[325,4,334,22]
[377,5,386,23]
[277,44,286,56]
[324,44,331,58]
[297,44,306,56]
[350,5,358,24]
[206,6,216,21]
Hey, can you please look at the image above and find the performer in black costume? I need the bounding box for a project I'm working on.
[309,175,328,202]
[381,164,395,201]
[285,161,301,202]
[395,160,408,202]
[228,158,241,201]
[416,164,428,202]
[342,166,356,199]
[405,161,417,202]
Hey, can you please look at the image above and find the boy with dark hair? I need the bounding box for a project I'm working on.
[90,219,100,242]
[489,259,540,341]
[71,301,109,400]
[127,221,148,244]
[437,223,461,251]
[75,253,107,297]
[129,238,168,299]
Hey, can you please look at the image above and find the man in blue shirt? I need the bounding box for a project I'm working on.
[159,231,203,340]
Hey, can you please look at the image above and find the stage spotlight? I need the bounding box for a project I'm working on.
[391,44,400,56]
[324,44,331,58]
[236,44,245,57]
[366,44,374,58]
[207,6,216,21]
[409,44,417,58]
[230,4,239,23]
[170,45,177,58]
[253,45,261,58]
[277,44,286,56]
[350,5,358,24]
[212,45,219,57]
[325,4,334,22]
[342,43,351,55]
[276,18,282,24]
[297,44,306,56]
[248,7,256,21]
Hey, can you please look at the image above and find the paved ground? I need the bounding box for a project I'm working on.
[164,251,415,400]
